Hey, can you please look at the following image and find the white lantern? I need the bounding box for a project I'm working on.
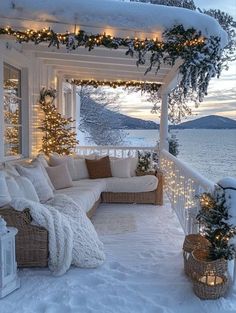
[0,216,20,298]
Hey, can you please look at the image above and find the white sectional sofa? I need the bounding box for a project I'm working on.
[0,154,163,267]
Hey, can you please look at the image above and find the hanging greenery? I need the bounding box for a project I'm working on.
[0,25,224,103]
[69,79,161,96]
[39,88,79,155]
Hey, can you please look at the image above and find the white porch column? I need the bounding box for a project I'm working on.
[159,91,169,151]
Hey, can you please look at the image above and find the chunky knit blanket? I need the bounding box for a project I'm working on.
[10,194,105,276]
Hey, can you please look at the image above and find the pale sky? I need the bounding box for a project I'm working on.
[118,0,236,122]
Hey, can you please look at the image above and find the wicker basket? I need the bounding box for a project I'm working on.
[183,234,211,277]
[188,249,228,280]
[193,274,228,300]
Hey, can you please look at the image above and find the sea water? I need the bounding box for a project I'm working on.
[123,129,236,183]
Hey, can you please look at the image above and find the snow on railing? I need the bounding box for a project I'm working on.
[76,145,159,160]
[160,149,216,235]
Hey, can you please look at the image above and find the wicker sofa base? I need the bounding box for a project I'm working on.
[0,171,163,267]
[102,190,159,205]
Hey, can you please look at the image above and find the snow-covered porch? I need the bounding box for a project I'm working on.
[1,201,235,313]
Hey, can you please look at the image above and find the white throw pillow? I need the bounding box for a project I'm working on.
[129,157,138,176]
[0,171,11,207]
[15,176,40,202]
[49,154,76,180]
[4,163,20,177]
[49,154,90,180]
[34,154,49,168]
[73,158,89,180]
[15,164,54,203]
[110,158,131,178]
[31,159,55,191]
[6,176,23,198]
[46,164,73,190]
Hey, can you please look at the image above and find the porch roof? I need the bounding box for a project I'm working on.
[0,0,228,89]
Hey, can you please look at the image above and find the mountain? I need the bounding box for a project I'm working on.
[114,112,159,129]
[173,115,236,129]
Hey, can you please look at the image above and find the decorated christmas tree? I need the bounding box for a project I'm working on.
[197,188,236,260]
[39,88,79,155]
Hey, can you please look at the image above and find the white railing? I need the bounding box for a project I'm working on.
[76,145,159,160]
[160,149,215,235]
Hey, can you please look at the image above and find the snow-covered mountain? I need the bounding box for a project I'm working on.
[173,115,236,129]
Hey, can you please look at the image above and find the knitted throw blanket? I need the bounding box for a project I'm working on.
[10,194,105,276]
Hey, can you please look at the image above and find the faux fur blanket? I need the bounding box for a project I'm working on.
[10,194,105,276]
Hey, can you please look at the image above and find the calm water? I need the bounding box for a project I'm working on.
[124,129,236,183]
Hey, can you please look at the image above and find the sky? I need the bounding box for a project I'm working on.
[118,0,236,122]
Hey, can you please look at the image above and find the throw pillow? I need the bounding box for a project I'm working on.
[15,164,54,203]
[85,156,112,179]
[34,154,49,168]
[46,163,73,190]
[49,154,75,180]
[73,158,89,180]
[0,171,11,207]
[4,163,20,177]
[31,159,55,191]
[110,158,131,178]
[6,176,23,198]
[129,157,139,177]
[15,176,40,202]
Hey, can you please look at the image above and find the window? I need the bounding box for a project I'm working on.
[3,63,22,157]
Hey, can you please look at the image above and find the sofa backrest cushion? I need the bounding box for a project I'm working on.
[86,156,112,179]
[15,164,54,203]
[4,163,21,177]
[0,171,11,207]
[49,153,89,180]
[110,158,131,178]
[129,157,138,177]
[31,159,55,191]
[6,176,40,202]
[46,163,73,190]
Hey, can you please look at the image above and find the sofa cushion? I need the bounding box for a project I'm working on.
[49,154,89,181]
[110,158,131,178]
[6,176,40,202]
[73,158,89,180]
[46,164,73,190]
[4,163,20,177]
[15,164,54,203]
[54,179,106,213]
[104,175,158,193]
[31,159,55,191]
[129,157,138,177]
[0,171,11,207]
[86,156,112,179]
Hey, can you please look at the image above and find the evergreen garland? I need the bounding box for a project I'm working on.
[0,25,223,103]
[196,188,236,261]
[39,88,79,155]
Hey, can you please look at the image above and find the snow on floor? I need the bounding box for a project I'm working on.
[1,201,236,313]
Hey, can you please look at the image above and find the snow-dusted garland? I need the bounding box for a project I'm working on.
[0,25,223,101]
[69,79,161,95]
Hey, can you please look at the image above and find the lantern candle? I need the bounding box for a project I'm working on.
[199,275,223,286]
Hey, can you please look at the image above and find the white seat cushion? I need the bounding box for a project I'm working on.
[54,179,106,213]
[104,175,158,193]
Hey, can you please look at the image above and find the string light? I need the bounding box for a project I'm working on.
[39,88,79,155]
[69,79,161,94]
